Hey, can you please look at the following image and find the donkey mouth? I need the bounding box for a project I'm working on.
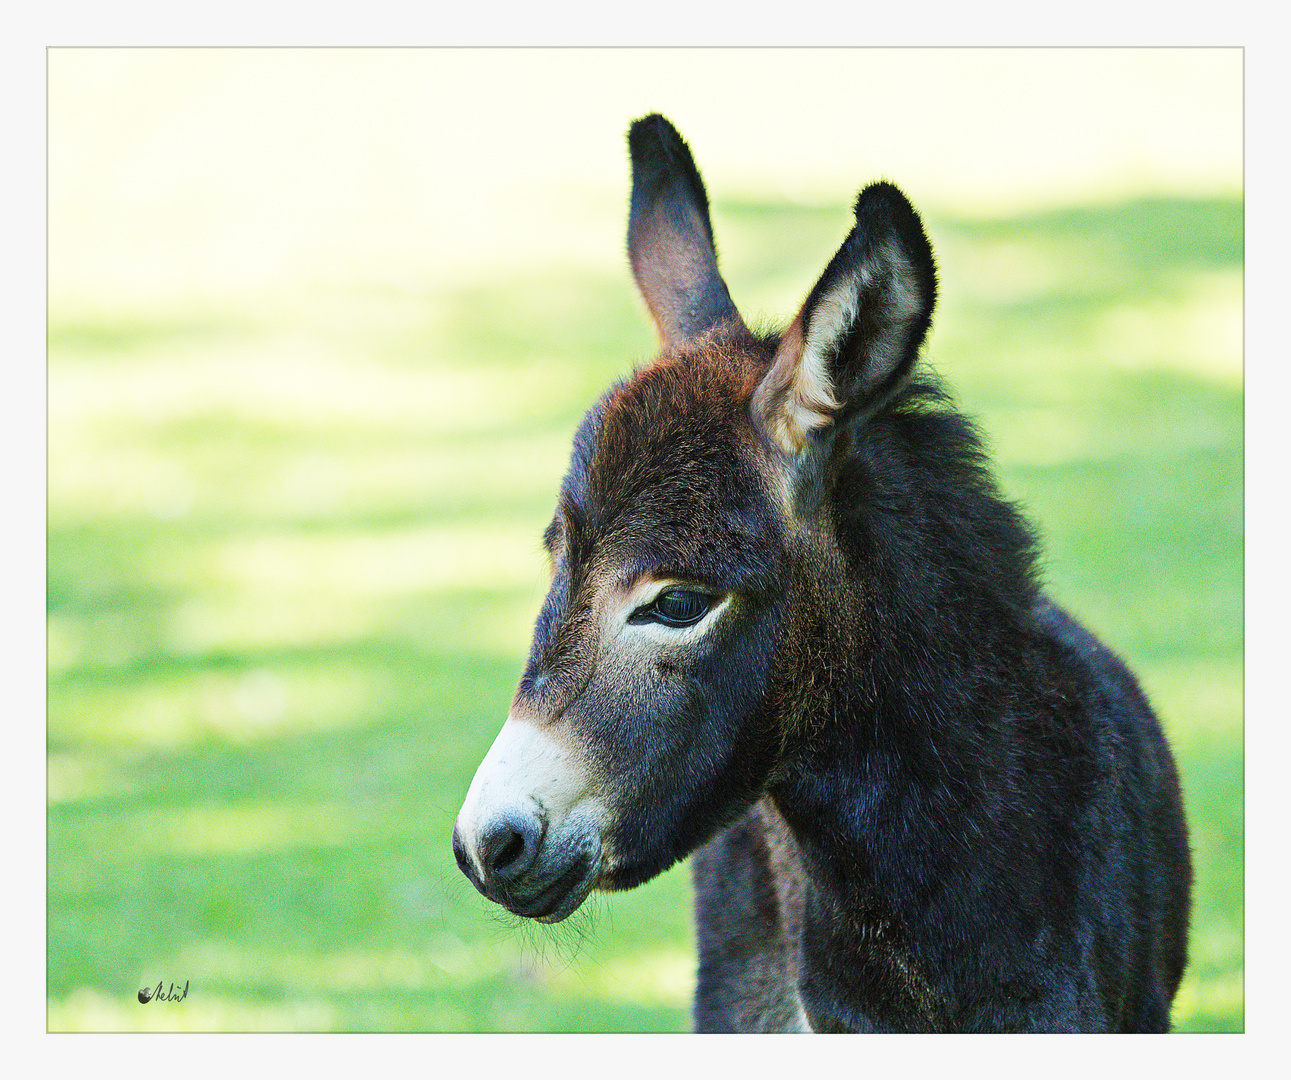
[501,851,600,924]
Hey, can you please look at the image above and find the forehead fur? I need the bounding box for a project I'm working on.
[562,333,782,589]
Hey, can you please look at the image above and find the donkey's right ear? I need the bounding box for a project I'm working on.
[752,182,937,455]
[627,115,745,348]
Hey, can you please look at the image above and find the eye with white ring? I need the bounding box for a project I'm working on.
[628,587,715,628]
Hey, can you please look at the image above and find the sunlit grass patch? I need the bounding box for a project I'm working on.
[49,658,388,749]
[48,752,142,804]
[1173,968,1245,1034]
[551,947,697,1008]
[207,524,547,600]
[1094,269,1243,384]
[174,937,513,995]
[112,800,382,856]
[51,340,590,440]
[1147,658,1244,744]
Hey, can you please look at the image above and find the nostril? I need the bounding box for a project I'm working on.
[493,830,525,873]
[477,815,541,883]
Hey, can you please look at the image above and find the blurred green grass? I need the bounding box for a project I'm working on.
[47,193,1242,1032]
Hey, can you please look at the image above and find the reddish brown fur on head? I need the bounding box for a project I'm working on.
[580,336,782,580]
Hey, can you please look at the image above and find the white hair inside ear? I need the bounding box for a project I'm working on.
[756,239,924,456]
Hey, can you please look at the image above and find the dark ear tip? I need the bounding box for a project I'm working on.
[851,180,934,265]
[852,181,917,225]
[628,113,682,157]
[629,112,672,133]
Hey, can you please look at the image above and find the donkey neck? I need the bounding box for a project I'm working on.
[768,384,1044,903]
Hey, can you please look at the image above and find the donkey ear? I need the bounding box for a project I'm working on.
[627,115,745,348]
[752,182,937,454]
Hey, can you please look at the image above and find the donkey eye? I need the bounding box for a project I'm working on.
[642,589,713,627]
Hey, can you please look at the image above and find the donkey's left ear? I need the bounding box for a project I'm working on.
[752,182,936,454]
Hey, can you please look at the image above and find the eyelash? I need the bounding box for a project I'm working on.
[631,588,714,628]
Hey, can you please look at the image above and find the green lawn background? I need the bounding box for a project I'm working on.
[47,49,1242,1032]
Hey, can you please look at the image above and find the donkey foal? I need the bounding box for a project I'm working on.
[453,115,1192,1033]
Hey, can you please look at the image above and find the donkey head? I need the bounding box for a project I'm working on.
[452,115,936,923]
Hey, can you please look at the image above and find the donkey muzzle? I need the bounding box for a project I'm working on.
[453,718,606,922]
